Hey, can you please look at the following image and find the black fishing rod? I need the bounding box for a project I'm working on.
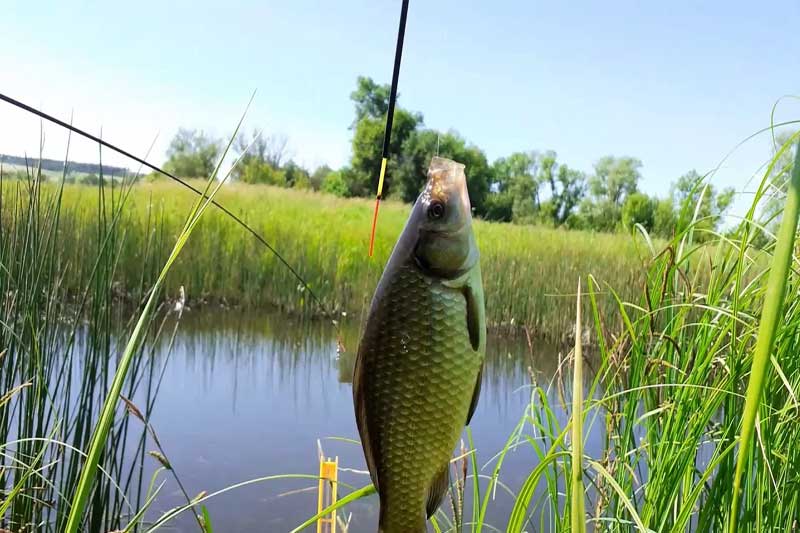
[368,0,410,257]
[0,91,328,315]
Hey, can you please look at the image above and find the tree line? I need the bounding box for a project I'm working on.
[160,76,765,239]
[0,154,129,177]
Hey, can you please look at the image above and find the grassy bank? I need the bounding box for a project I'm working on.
[3,177,651,340]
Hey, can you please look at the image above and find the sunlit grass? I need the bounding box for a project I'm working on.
[1,177,650,341]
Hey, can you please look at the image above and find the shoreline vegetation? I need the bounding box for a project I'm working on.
[2,176,656,341]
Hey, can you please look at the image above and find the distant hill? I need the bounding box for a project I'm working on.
[0,154,131,176]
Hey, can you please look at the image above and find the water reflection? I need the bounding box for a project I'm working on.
[134,310,577,532]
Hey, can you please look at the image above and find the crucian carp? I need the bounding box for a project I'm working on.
[353,156,486,533]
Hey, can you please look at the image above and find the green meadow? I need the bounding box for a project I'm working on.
[16,177,651,340]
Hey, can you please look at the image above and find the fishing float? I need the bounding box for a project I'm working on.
[368,0,410,258]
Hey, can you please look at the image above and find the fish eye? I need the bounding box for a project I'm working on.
[428,201,445,220]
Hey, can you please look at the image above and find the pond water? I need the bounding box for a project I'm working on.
[129,309,591,532]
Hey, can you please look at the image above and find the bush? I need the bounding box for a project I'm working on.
[621,192,655,232]
[321,170,348,197]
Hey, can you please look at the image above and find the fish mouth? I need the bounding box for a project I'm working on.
[419,226,462,238]
[424,156,471,210]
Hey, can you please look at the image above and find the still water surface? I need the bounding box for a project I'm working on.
[133,310,583,532]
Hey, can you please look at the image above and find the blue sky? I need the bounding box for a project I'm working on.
[2,0,799,215]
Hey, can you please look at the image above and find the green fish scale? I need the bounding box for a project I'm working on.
[361,261,481,532]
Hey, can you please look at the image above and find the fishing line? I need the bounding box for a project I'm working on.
[0,91,331,318]
[368,0,410,257]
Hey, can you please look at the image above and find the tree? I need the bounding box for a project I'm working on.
[672,170,735,239]
[483,191,514,222]
[262,134,289,168]
[577,155,643,231]
[82,173,101,186]
[492,152,539,196]
[484,151,586,226]
[575,199,622,232]
[238,159,286,186]
[282,160,311,188]
[588,156,642,206]
[339,167,367,198]
[348,77,423,198]
[310,165,332,191]
[537,151,586,225]
[349,111,421,197]
[349,118,388,196]
[506,154,539,223]
[321,169,349,196]
[395,128,492,215]
[396,129,448,202]
[489,152,539,223]
[235,130,289,168]
[350,76,391,125]
[164,129,220,178]
[232,130,290,181]
[653,198,677,237]
[622,192,655,232]
[230,129,301,187]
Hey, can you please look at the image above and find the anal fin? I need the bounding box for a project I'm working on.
[426,462,451,519]
[466,363,483,425]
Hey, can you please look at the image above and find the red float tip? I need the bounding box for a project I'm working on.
[368,197,381,257]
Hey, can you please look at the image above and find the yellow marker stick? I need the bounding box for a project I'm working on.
[377,157,388,199]
[317,456,339,533]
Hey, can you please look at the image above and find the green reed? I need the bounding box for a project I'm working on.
[0,154,195,531]
[515,136,800,530]
[728,131,800,531]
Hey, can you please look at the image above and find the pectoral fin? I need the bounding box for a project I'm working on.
[463,269,485,353]
[426,462,451,519]
[463,267,485,425]
[466,364,482,425]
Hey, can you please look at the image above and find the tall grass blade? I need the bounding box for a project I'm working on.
[570,279,585,533]
[728,138,800,532]
[200,505,214,533]
[466,428,480,533]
